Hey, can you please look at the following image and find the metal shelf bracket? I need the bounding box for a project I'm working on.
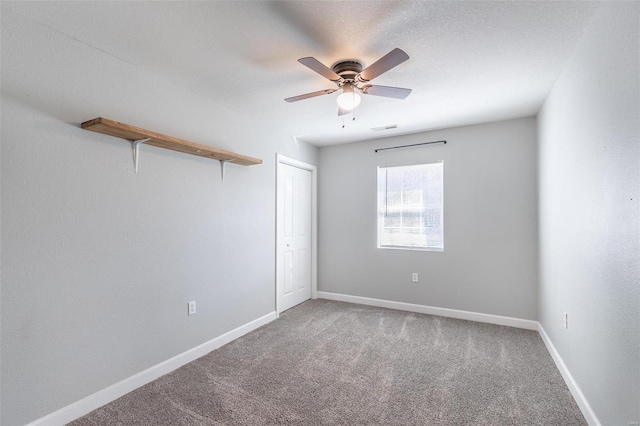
[131,138,151,173]
[219,159,236,184]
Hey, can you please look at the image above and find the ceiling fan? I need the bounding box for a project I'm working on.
[285,48,412,116]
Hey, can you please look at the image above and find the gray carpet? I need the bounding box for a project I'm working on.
[70,300,586,425]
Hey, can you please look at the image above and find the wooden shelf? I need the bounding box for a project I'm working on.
[81,117,262,166]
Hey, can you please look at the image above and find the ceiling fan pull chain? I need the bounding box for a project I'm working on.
[352,91,356,121]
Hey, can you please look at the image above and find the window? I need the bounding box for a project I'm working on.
[377,161,444,251]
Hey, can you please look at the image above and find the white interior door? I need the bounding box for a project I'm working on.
[277,161,312,313]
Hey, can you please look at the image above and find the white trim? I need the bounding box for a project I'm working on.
[276,154,316,173]
[27,311,277,426]
[316,291,538,330]
[275,154,318,314]
[26,296,600,426]
[538,324,601,426]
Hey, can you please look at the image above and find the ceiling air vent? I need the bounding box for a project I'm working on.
[371,124,398,131]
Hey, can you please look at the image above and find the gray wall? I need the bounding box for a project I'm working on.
[318,117,538,320]
[0,10,317,425]
[537,2,639,425]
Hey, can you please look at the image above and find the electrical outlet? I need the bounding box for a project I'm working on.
[188,301,196,316]
[564,312,568,329]
[412,273,418,283]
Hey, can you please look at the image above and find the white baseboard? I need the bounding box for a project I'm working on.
[27,311,277,426]
[27,298,599,426]
[538,324,601,426]
[317,291,538,330]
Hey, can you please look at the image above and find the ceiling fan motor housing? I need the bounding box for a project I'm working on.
[332,60,363,83]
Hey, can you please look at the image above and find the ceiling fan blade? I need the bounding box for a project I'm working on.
[285,89,336,103]
[358,48,409,82]
[361,84,412,99]
[298,57,342,82]
[338,107,350,116]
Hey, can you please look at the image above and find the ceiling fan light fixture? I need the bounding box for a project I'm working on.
[336,83,361,110]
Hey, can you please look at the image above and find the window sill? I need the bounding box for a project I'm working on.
[378,246,444,252]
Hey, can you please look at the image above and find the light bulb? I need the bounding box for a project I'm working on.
[336,84,361,110]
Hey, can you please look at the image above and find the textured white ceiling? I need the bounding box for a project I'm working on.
[3,1,600,146]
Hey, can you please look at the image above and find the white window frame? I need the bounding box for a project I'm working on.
[377,161,444,252]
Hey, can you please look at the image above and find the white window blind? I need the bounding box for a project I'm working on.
[377,161,444,251]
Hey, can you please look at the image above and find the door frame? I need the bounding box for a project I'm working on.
[275,154,317,316]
